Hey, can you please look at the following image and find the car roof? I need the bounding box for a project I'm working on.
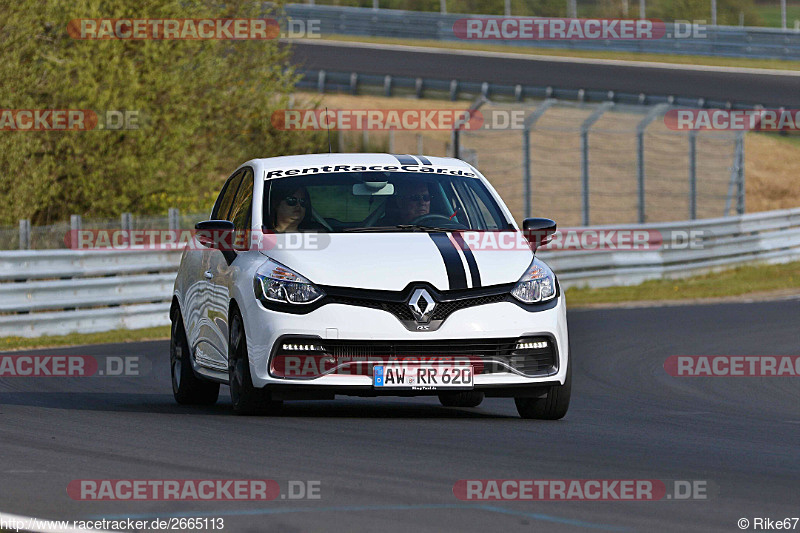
[239,153,478,178]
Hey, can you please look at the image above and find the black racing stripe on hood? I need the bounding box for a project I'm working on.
[392,154,418,165]
[451,232,481,288]
[428,233,467,290]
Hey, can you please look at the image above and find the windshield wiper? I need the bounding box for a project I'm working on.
[342,225,452,233]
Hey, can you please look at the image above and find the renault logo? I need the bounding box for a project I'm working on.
[408,288,436,324]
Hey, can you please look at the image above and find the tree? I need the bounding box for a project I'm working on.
[0,0,324,225]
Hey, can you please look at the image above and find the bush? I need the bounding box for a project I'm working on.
[0,0,325,225]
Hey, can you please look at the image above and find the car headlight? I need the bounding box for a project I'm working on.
[254,259,325,305]
[511,258,557,304]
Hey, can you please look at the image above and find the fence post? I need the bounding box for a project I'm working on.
[121,212,133,232]
[635,103,670,224]
[69,215,82,249]
[451,95,489,160]
[19,219,31,250]
[416,134,424,155]
[449,80,458,102]
[724,133,745,216]
[168,208,180,231]
[523,129,530,219]
[580,102,614,226]
[689,130,697,220]
[521,99,557,219]
[384,75,392,98]
[317,70,326,93]
[736,132,746,214]
[388,129,395,153]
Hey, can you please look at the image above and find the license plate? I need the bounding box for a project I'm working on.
[373,365,473,389]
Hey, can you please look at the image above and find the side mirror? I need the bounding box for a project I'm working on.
[522,217,557,250]
[195,220,235,249]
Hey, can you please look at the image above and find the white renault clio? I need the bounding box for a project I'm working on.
[171,153,570,419]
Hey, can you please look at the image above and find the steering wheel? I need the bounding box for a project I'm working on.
[410,213,467,230]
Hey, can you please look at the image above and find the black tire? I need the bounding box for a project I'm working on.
[514,360,571,420]
[170,309,219,405]
[438,391,485,408]
[228,310,282,416]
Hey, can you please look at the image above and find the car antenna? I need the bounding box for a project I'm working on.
[325,107,332,153]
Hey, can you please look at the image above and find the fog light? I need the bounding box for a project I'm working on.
[516,340,548,350]
[281,343,325,351]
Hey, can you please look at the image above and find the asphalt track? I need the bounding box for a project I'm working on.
[288,40,800,108]
[1,299,798,532]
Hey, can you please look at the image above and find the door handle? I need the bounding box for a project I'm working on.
[204,270,213,279]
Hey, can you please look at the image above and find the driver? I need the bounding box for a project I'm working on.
[384,181,431,225]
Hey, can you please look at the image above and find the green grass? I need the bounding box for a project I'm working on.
[566,260,800,306]
[0,325,170,352]
[754,3,800,27]
[321,35,800,71]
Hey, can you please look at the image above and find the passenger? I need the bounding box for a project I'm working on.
[268,184,317,232]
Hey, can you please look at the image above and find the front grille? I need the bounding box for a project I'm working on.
[430,295,508,320]
[273,337,557,377]
[326,291,511,323]
[322,338,517,358]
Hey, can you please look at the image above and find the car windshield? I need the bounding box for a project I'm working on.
[263,171,512,233]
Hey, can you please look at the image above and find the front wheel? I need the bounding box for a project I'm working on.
[170,310,219,405]
[514,361,571,420]
[228,311,282,416]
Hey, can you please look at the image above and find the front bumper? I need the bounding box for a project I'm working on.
[243,292,569,392]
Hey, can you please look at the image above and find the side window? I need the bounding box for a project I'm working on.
[211,170,244,221]
[465,181,508,230]
[470,191,500,230]
[230,168,254,230]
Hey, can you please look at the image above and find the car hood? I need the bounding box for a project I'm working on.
[258,232,534,291]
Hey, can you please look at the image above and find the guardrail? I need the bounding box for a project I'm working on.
[539,207,800,286]
[286,4,800,60]
[296,68,756,110]
[0,250,182,338]
[1,207,799,338]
